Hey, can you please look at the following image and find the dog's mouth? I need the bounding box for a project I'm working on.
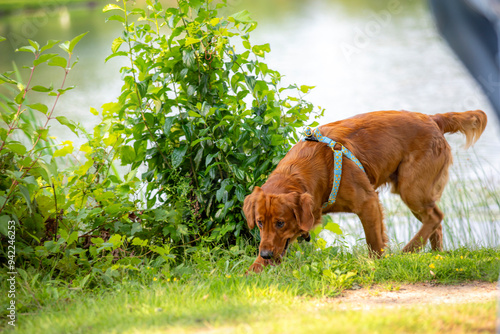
[263,239,291,266]
[280,238,290,258]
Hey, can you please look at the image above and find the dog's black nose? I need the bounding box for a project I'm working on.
[260,250,273,259]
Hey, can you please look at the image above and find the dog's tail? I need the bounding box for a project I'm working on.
[430,110,487,148]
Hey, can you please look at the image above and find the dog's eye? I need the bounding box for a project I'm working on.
[257,220,263,228]
[276,221,285,228]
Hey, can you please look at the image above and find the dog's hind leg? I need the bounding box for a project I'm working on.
[397,146,450,253]
[407,209,443,251]
[429,224,443,251]
[401,203,444,252]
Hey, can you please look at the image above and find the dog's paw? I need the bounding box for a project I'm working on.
[246,262,264,274]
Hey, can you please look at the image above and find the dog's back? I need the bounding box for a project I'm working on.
[317,110,487,188]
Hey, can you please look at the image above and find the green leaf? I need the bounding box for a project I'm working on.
[67,231,79,246]
[210,18,220,26]
[111,37,124,53]
[324,222,342,235]
[0,73,17,84]
[17,45,36,53]
[244,75,256,91]
[235,185,246,202]
[79,274,91,289]
[18,184,32,213]
[28,103,48,115]
[105,51,128,62]
[33,53,57,66]
[191,137,211,146]
[48,56,68,68]
[120,146,136,164]
[35,128,49,141]
[106,14,126,23]
[103,4,124,12]
[101,102,121,115]
[163,117,175,134]
[68,32,88,53]
[299,85,315,94]
[130,8,146,17]
[6,142,26,155]
[28,39,40,51]
[177,224,188,235]
[0,36,6,43]
[233,167,245,180]
[57,86,75,95]
[40,39,60,52]
[252,43,270,57]
[59,41,70,53]
[55,116,77,134]
[136,80,148,99]
[194,147,203,169]
[229,10,254,24]
[216,179,231,202]
[182,50,196,68]
[188,110,202,118]
[131,223,142,236]
[53,141,74,158]
[132,237,148,247]
[31,84,53,92]
[35,160,53,183]
[171,145,188,168]
[184,37,201,46]
[205,152,218,167]
[0,215,10,236]
[270,134,283,146]
[71,56,80,69]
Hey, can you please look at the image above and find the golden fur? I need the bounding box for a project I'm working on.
[244,110,487,273]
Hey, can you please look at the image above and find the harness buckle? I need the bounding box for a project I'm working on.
[304,136,319,142]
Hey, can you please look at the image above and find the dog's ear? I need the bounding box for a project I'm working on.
[285,192,315,231]
[298,193,315,231]
[243,186,262,230]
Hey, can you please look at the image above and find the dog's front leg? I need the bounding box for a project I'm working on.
[247,255,268,274]
[356,191,388,257]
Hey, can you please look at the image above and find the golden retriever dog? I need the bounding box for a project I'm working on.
[243,110,487,272]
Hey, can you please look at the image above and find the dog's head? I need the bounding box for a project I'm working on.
[243,186,315,262]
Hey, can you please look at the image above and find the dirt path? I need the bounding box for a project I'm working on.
[331,281,498,310]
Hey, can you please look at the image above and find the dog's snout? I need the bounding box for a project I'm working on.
[260,249,273,259]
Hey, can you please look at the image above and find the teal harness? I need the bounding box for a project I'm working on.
[302,127,366,208]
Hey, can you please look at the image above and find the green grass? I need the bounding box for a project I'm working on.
[9,284,497,334]
[3,243,499,333]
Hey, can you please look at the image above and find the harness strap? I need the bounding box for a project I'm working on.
[303,127,366,208]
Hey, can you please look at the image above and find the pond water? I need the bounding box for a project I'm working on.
[1,0,499,248]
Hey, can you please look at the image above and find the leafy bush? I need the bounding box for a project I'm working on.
[0,35,86,246]
[0,34,148,282]
[101,0,322,245]
[0,0,320,283]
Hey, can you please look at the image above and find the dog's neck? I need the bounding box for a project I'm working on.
[261,143,335,207]
[261,172,308,195]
